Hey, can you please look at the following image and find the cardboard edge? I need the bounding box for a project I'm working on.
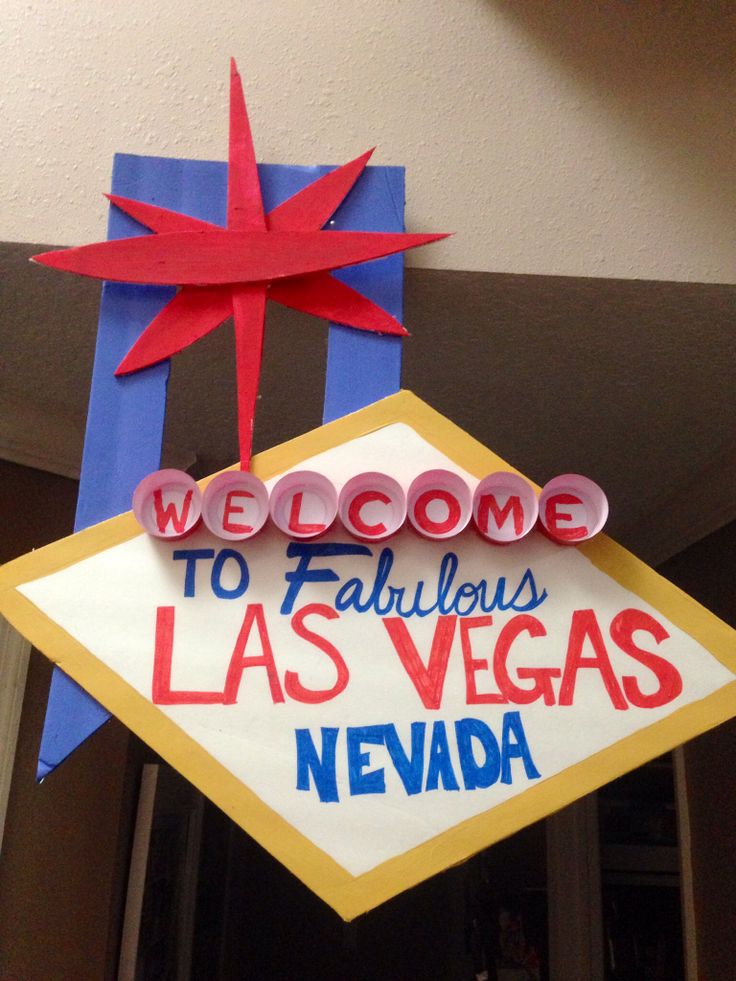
[2,388,736,918]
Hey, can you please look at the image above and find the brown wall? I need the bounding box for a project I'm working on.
[0,461,134,981]
[659,522,736,981]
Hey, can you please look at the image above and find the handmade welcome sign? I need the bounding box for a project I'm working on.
[1,64,735,921]
[130,464,608,544]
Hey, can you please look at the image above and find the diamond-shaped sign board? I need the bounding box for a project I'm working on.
[1,391,735,919]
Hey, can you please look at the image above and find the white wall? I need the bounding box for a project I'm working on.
[3,1,735,283]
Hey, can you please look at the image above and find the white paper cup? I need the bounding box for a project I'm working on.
[338,472,406,541]
[269,470,338,539]
[406,469,472,540]
[133,469,202,539]
[473,472,538,543]
[202,471,269,540]
[538,473,608,543]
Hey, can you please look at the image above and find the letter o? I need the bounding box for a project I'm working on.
[211,549,249,599]
[407,470,472,540]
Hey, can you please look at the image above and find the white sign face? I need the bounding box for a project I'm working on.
[3,393,735,918]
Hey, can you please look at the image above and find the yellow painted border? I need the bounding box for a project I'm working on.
[1,390,735,920]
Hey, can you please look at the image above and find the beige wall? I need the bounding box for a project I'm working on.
[3,1,735,283]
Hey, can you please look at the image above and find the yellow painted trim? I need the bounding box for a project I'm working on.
[1,390,735,920]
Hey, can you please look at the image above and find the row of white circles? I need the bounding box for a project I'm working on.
[134,467,608,545]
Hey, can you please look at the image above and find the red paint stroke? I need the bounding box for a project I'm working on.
[34,229,445,286]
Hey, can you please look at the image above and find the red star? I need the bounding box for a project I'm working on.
[33,60,449,469]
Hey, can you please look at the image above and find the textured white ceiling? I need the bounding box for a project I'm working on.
[3,1,735,282]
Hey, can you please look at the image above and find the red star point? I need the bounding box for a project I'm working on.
[33,60,450,469]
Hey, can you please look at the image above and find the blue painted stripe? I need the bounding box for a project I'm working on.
[38,155,404,778]
[325,166,404,422]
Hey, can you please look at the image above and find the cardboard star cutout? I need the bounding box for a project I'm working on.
[2,392,735,920]
[32,60,448,471]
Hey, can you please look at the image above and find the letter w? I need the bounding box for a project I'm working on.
[382,616,457,709]
[153,488,193,535]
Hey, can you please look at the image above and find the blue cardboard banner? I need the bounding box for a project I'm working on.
[38,155,405,778]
